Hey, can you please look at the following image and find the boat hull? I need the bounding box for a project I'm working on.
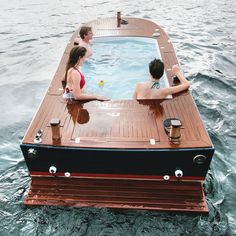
[20,16,215,213]
[25,176,209,213]
[21,144,213,181]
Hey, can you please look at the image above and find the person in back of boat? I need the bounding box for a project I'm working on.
[63,46,109,101]
[133,58,190,100]
[74,26,93,58]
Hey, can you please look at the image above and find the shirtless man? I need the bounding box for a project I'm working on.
[133,59,190,99]
[74,26,93,58]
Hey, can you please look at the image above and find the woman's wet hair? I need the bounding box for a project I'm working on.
[64,46,87,83]
[149,58,164,79]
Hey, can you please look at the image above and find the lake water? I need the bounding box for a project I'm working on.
[0,0,236,235]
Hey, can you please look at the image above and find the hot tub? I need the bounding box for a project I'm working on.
[82,37,171,100]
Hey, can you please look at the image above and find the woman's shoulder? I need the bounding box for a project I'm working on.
[70,68,80,76]
[68,68,81,82]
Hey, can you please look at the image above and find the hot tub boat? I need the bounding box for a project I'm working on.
[20,15,214,213]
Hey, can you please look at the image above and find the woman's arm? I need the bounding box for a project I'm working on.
[71,71,109,101]
[74,94,109,101]
[162,65,190,96]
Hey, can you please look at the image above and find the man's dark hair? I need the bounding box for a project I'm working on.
[79,26,92,39]
[149,58,164,79]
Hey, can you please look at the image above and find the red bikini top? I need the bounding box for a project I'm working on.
[73,67,85,89]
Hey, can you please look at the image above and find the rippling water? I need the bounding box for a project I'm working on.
[0,0,235,235]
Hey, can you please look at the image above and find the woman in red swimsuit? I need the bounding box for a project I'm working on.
[63,46,108,101]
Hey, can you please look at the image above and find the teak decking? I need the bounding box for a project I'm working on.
[21,17,214,213]
[23,17,211,149]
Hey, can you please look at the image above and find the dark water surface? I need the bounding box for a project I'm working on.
[0,0,236,235]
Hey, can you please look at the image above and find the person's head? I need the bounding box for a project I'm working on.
[149,58,164,80]
[79,26,93,40]
[65,46,87,81]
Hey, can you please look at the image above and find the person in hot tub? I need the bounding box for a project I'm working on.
[74,26,93,59]
[133,58,190,99]
[63,46,108,101]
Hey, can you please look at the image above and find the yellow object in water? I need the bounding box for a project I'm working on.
[98,80,105,87]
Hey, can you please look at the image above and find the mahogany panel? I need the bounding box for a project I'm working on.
[25,177,208,213]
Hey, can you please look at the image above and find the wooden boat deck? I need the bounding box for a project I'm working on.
[21,17,214,213]
[22,17,212,150]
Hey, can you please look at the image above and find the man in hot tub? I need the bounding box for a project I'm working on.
[74,26,93,58]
